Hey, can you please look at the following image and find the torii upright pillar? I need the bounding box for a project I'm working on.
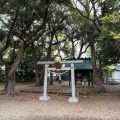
[39,64,50,101]
[68,63,78,102]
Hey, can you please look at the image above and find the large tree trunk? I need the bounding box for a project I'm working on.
[49,65,53,85]
[98,59,103,81]
[32,43,40,86]
[39,33,54,85]
[4,63,9,91]
[71,40,75,58]
[6,45,26,95]
[87,31,106,93]
[40,69,44,85]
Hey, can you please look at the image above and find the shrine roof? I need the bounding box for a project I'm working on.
[65,58,92,70]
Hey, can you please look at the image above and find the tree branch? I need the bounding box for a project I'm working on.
[0,12,18,53]
[0,0,6,7]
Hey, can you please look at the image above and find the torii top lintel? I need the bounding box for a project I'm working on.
[37,60,83,65]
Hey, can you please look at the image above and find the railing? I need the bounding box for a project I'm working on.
[105,78,120,85]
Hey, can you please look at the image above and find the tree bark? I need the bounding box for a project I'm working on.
[4,63,9,91]
[31,43,40,86]
[39,69,44,86]
[49,72,53,85]
[6,45,26,95]
[71,39,75,58]
[98,59,103,81]
[87,31,106,93]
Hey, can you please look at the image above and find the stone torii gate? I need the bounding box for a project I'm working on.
[37,60,83,103]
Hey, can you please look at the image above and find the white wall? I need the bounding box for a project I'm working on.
[112,71,120,79]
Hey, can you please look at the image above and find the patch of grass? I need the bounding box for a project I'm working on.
[0,82,35,87]
[16,82,35,86]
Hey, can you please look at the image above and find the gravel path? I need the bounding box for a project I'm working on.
[0,84,120,120]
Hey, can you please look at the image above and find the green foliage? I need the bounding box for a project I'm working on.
[100,12,120,39]
[103,65,114,77]
[97,37,120,66]
[17,48,35,77]
[0,29,6,40]
[96,0,120,66]
[104,66,114,72]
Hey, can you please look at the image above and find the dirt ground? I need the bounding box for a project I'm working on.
[0,82,120,120]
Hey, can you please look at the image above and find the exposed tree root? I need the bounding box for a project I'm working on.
[95,85,106,94]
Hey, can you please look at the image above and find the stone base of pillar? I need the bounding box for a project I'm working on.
[68,97,79,103]
[39,96,50,101]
